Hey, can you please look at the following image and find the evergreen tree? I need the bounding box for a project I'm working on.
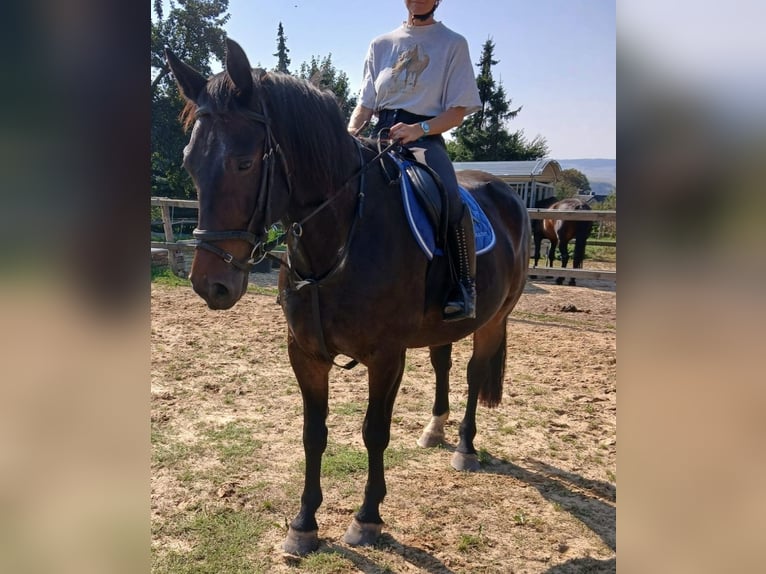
[298,55,357,122]
[449,38,549,161]
[273,22,291,73]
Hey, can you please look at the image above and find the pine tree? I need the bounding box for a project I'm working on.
[273,22,291,73]
[449,38,549,161]
[298,54,357,122]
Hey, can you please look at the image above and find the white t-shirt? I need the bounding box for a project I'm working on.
[358,21,482,118]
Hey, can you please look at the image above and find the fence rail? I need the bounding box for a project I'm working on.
[151,197,616,282]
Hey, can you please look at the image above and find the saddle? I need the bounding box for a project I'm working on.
[386,146,449,253]
[385,147,496,260]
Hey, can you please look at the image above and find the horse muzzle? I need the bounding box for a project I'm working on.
[189,249,250,310]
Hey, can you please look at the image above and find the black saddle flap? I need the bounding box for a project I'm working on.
[397,154,449,249]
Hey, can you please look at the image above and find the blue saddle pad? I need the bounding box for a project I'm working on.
[396,158,496,260]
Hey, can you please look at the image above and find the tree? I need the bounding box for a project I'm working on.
[273,22,291,73]
[151,0,230,199]
[448,38,549,161]
[555,168,592,199]
[151,0,230,97]
[298,55,357,122]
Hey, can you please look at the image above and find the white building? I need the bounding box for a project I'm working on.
[452,159,562,208]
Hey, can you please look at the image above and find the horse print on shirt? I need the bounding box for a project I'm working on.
[390,44,430,90]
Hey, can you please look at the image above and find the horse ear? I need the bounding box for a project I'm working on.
[225,38,254,100]
[164,48,207,102]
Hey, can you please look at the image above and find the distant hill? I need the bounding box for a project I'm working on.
[557,159,616,194]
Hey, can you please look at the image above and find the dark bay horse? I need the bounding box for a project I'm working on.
[532,196,593,285]
[166,39,529,556]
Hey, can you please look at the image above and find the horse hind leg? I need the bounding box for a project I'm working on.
[452,321,507,472]
[418,344,452,448]
[557,239,571,285]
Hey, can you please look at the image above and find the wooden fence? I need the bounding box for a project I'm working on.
[152,197,616,282]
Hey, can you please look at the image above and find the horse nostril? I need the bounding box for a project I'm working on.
[212,282,229,299]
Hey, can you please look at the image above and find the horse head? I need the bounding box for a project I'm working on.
[165,39,292,309]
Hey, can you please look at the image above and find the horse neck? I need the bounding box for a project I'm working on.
[284,137,363,276]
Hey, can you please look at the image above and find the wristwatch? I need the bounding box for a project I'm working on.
[419,121,431,135]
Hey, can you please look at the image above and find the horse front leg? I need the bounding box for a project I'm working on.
[282,339,331,556]
[343,350,406,547]
[417,344,452,448]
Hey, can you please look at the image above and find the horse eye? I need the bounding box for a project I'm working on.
[238,159,254,171]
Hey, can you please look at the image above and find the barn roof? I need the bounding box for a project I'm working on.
[451,159,562,183]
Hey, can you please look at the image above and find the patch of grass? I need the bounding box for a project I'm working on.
[299,550,356,573]
[151,267,190,287]
[204,421,262,464]
[247,284,279,297]
[477,448,492,466]
[152,507,269,574]
[500,424,517,435]
[585,243,617,263]
[606,469,616,483]
[384,446,416,468]
[321,445,368,478]
[152,430,198,469]
[457,525,488,553]
[333,402,365,416]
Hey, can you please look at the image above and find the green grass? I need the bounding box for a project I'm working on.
[585,241,617,263]
[457,525,488,553]
[321,445,368,478]
[204,421,263,465]
[247,284,279,297]
[299,550,356,573]
[333,402,366,416]
[152,507,269,574]
[310,444,415,479]
[151,267,190,287]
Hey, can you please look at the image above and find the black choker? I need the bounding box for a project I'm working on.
[412,8,435,21]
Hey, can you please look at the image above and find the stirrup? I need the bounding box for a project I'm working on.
[443,283,476,322]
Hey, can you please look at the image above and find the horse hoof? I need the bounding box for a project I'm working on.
[342,519,382,547]
[282,527,319,556]
[417,430,444,448]
[451,451,480,472]
[556,277,565,285]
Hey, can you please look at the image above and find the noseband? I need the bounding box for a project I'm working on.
[192,105,292,272]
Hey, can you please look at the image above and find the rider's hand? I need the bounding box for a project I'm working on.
[388,122,425,144]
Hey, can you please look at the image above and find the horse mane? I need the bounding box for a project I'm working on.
[180,70,352,195]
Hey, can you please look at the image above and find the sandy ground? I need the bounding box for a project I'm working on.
[151,272,616,573]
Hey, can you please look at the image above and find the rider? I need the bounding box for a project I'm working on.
[347,0,482,321]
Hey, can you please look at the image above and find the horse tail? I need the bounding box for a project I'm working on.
[478,324,507,408]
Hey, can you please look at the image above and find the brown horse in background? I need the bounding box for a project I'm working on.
[165,39,529,556]
[532,197,593,285]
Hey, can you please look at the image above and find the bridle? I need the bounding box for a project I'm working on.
[191,102,398,274]
[191,104,292,272]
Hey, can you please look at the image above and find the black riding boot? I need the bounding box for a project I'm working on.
[443,206,477,322]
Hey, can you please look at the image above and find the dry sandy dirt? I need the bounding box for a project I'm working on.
[151,272,616,573]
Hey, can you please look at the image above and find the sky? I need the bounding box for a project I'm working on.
[209,0,616,160]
